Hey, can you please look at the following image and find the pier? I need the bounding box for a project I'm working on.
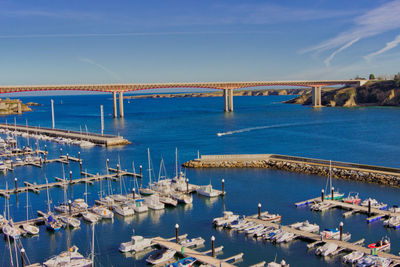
[0,123,130,147]
[0,167,141,198]
[183,153,400,187]
[295,197,400,223]
[245,216,400,264]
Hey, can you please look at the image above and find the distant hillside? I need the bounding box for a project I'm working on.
[284,80,400,107]
[125,88,307,99]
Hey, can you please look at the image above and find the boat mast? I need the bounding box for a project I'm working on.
[91,223,95,266]
[26,190,29,223]
[147,148,152,187]
[85,171,88,205]
[329,160,332,192]
[175,147,178,178]
[46,178,51,213]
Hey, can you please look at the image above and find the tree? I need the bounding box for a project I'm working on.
[394,74,400,87]
[369,74,375,80]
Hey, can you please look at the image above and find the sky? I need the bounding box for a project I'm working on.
[1,0,400,91]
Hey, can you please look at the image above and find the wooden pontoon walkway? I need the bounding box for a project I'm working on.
[295,197,400,223]
[0,123,130,147]
[152,237,236,267]
[0,168,141,198]
[246,216,400,264]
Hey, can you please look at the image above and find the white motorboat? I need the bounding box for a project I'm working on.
[159,195,178,207]
[112,203,135,216]
[60,216,81,228]
[342,251,364,264]
[127,199,149,213]
[43,245,93,267]
[356,255,391,267]
[383,216,400,228]
[253,226,275,238]
[144,195,165,210]
[80,140,95,148]
[171,193,193,204]
[310,202,331,211]
[92,206,114,219]
[244,224,265,235]
[110,194,128,203]
[179,237,205,248]
[368,236,391,252]
[315,242,338,256]
[290,220,319,233]
[119,235,153,253]
[197,184,221,197]
[82,212,100,223]
[146,248,176,265]
[257,211,282,222]
[274,231,296,243]
[360,198,387,210]
[388,205,400,213]
[212,211,239,227]
[267,259,289,267]
[320,228,351,241]
[72,199,89,210]
[226,217,247,229]
[236,221,257,231]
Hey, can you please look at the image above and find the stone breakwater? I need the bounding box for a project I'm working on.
[183,159,400,187]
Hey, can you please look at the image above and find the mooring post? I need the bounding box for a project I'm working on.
[14,178,18,192]
[21,248,26,267]
[106,159,109,170]
[68,199,72,216]
[140,165,142,177]
[331,187,334,200]
[175,224,179,243]
[78,151,81,161]
[258,203,261,218]
[186,178,189,194]
[69,171,72,183]
[132,188,135,199]
[321,189,325,202]
[66,153,69,165]
[44,145,47,162]
[117,164,120,176]
[60,148,62,157]
[368,200,371,216]
[79,161,83,178]
[10,161,14,171]
[339,221,343,241]
[221,179,225,195]
[211,236,215,257]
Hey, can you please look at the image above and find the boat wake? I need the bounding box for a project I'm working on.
[216,121,327,137]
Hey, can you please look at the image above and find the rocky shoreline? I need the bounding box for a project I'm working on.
[0,98,38,115]
[183,159,400,187]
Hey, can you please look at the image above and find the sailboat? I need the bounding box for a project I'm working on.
[81,175,101,223]
[139,148,155,196]
[324,160,344,200]
[43,224,95,267]
[21,190,39,235]
[2,183,22,239]
[44,178,63,231]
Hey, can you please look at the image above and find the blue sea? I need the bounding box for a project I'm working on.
[0,94,400,266]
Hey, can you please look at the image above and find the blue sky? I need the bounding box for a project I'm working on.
[1,0,400,88]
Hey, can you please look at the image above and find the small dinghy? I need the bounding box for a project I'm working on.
[180,237,205,248]
[361,198,387,210]
[367,236,390,252]
[342,251,364,264]
[356,255,391,267]
[167,257,196,267]
[212,211,239,227]
[315,242,338,256]
[146,248,176,265]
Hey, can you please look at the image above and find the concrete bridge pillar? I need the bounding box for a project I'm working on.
[17,102,22,114]
[312,86,322,107]
[228,89,233,112]
[223,89,229,112]
[119,92,124,118]
[113,92,118,118]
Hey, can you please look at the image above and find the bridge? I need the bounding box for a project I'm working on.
[0,80,366,117]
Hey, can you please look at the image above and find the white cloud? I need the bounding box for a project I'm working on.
[303,0,400,65]
[364,34,400,61]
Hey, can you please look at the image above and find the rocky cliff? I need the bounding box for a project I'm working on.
[285,80,400,107]
[0,99,35,115]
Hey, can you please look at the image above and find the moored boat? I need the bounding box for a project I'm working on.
[212,211,239,227]
[119,235,153,253]
[342,250,364,264]
[146,248,176,265]
[315,242,338,256]
[367,236,390,252]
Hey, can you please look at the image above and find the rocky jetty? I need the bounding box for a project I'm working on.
[285,79,400,107]
[126,89,307,99]
[183,159,400,187]
[0,98,34,115]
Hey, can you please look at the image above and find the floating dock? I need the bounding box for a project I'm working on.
[295,197,400,223]
[0,123,130,147]
[245,216,400,264]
